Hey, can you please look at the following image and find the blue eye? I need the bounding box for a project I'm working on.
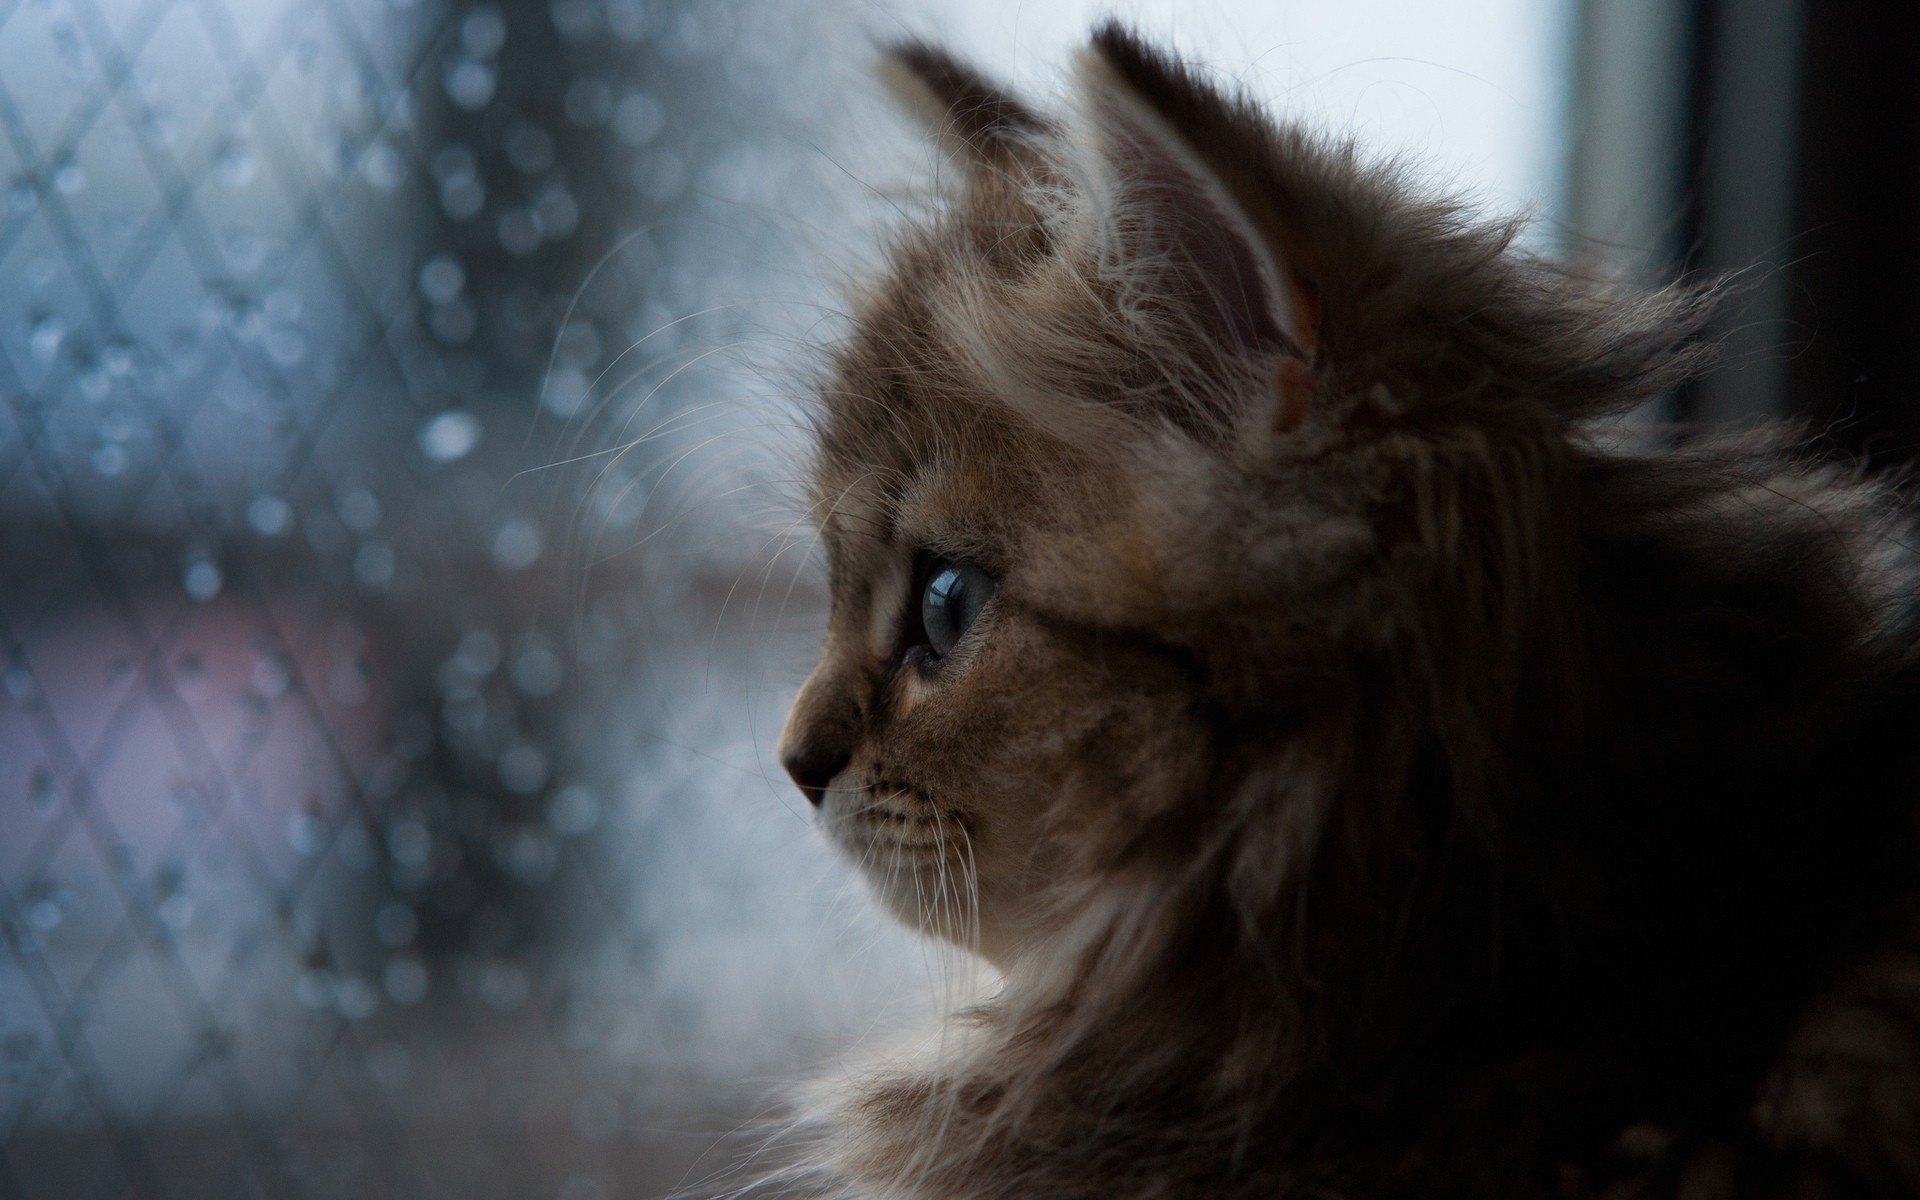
[919,560,997,658]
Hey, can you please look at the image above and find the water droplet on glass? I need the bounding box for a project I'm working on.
[443,58,496,110]
[159,893,194,929]
[78,365,112,402]
[353,541,396,589]
[367,1042,412,1088]
[91,443,129,476]
[417,254,465,305]
[540,367,587,418]
[455,628,502,676]
[428,299,476,343]
[555,321,601,370]
[247,494,292,536]
[224,232,266,271]
[546,787,599,839]
[28,315,65,363]
[295,968,335,1009]
[431,144,476,181]
[496,208,540,256]
[441,687,485,734]
[336,821,376,869]
[437,174,483,219]
[251,652,291,697]
[53,21,86,70]
[7,180,37,215]
[535,186,579,240]
[550,0,598,40]
[564,78,612,126]
[383,958,428,1005]
[182,558,222,601]
[491,518,543,571]
[386,819,431,866]
[285,810,325,855]
[476,962,529,1011]
[101,340,135,376]
[606,0,649,41]
[634,151,686,203]
[27,896,63,931]
[506,123,555,174]
[374,904,417,947]
[328,659,370,706]
[503,827,558,882]
[419,409,482,463]
[335,977,379,1020]
[511,642,563,697]
[337,488,381,532]
[28,767,58,816]
[142,109,179,147]
[360,142,405,191]
[264,324,308,365]
[216,139,257,188]
[460,7,507,57]
[52,161,85,195]
[613,92,664,147]
[498,744,548,794]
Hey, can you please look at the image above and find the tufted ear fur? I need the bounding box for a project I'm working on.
[881,42,1050,170]
[1075,26,1318,431]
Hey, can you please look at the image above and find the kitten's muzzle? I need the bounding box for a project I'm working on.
[781,741,849,807]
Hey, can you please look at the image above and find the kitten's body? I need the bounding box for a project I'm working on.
[774,27,1920,1198]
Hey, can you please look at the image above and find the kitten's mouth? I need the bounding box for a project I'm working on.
[822,777,968,858]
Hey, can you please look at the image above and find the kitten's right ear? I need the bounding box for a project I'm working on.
[880,42,1049,169]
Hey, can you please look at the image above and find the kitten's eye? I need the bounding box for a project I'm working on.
[919,560,997,659]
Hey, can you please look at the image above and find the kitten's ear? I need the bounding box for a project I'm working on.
[881,42,1048,170]
[1076,25,1317,426]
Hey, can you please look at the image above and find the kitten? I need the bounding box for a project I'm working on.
[775,24,1920,1198]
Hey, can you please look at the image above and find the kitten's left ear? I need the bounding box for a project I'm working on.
[1076,25,1318,429]
[882,42,1049,170]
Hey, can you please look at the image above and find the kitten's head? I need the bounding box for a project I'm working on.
[779,26,1704,968]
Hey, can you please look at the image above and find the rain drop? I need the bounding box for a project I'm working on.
[247,495,293,536]
[374,903,417,947]
[361,142,405,191]
[337,488,381,532]
[506,123,555,174]
[444,58,496,110]
[216,140,257,188]
[353,541,396,589]
[564,78,612,126]
[490,518,543,570]
[498,743,548,794]
[612,92,664,147]
[417,254,465,305]
[418,410,481,463]
[547,786,599,836]
[384,958,428,1005]
[28,315,65,363]
[496,208,541,256]
[182,558,222,601]
[460,7,507,58]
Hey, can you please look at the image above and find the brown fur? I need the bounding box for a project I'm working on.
[774,25,1920,1198]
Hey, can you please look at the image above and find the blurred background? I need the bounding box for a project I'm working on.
[0,0,1912,1197]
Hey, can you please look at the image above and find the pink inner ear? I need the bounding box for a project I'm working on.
[1093,90,1306,360]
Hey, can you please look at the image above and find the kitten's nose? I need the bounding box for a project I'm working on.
[780,742,849,807]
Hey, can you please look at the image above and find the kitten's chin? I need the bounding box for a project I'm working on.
[819,789,1021,964]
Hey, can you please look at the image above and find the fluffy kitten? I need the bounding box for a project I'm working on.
[775,25,1920,1198]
